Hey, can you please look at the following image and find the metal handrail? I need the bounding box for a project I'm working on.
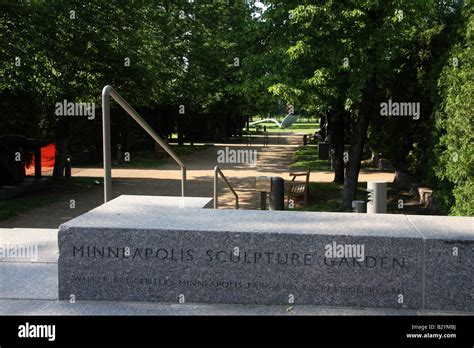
[213,166,239,209]
[102,85,186,202]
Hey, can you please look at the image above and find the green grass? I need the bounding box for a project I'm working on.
[113,150,164,168]
[296,182,367,212]
[247,121,319,134]
[174,145,209,157]
[79,145,209,169]
[0,195,57,221]
[291,146,331,171]
[294,182,429,214]
[291,146,376,171]
[0,177,100,221]
[116,145,209,168]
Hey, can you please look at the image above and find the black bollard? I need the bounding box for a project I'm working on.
[269,177,285,210]
[64,156,72,178]
[260,192,267,210]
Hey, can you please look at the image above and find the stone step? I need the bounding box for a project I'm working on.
[0,228,58,263]
[1,298,468,316]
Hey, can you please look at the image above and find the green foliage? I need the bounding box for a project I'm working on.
[0,0,259,174]
[0,1,255,133]
[431,3,474,215]
[1,0,471,215]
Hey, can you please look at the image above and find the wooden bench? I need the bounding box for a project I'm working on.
[288,167,311,206]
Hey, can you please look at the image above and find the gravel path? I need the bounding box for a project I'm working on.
[0,133,394,228]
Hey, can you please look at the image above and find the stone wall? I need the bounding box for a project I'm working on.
[58,195,473,311]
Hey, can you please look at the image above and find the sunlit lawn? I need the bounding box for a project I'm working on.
[246,115,319,134]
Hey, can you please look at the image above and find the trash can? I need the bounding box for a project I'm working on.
[318,142,329,160]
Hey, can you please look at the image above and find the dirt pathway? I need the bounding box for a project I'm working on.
[1,133,394,228]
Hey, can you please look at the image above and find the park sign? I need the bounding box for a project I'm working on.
[58,195,473,311]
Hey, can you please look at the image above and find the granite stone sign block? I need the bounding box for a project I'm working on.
[57,195,436,309]
[408,216,474,312]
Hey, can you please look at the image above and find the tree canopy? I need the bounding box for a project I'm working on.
[0,0,472,215]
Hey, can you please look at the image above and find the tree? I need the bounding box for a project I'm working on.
[431,1,473,215]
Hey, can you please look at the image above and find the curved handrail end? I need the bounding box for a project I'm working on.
[102,85,114,98]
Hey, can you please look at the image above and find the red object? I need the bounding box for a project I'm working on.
[25,143,56,175]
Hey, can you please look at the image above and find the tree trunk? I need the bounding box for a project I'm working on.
[52,118,70,180]
[333,111,345,184]
[177,110,184,146]
[342,74,376,208]
[328,111,345,184]
[342,8,381,208]
[320,115,327,141]
[238,112,242,137]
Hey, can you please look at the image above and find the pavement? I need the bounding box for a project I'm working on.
[0,228,471,316]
